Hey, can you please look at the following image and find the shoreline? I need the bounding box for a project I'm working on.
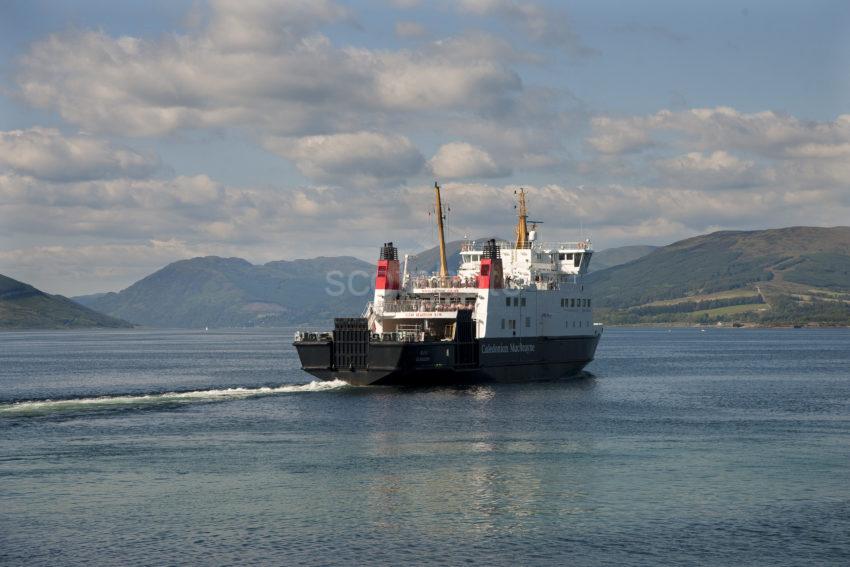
[601,322,850,329]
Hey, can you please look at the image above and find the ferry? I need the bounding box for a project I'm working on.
[293,184,602,385]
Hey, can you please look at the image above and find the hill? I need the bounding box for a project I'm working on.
[73,240,652,329]
[587,227,850,326]
[589,245,657,272]
[0,274,132,329]
[75,256,375,328]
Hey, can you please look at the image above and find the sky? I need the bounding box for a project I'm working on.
[1,0,849,296]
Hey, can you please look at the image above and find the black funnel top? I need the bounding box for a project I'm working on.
[482,239,501,260]
[379,242,399,261]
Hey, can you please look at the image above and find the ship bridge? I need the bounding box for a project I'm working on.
[458,238,593,285]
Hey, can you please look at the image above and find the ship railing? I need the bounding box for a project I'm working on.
[381,299,475,313]
[539,241,592,251]
[371,329,425,343]
[494,240,592,251]
[294,331,333,342]
[409,275,478,289]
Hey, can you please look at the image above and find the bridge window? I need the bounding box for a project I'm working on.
[513,297,519,307]
[525,317,531,327]
[571,298,575,308]
[520,297,526,307]
[506,297,511,307]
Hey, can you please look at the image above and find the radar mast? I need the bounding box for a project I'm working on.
[515,188,529,249]
[434,182,449,281]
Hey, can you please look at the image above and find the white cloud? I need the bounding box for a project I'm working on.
[429,31,538,64]
[395,21,427,39]
[0,172,228,214]
[658,151,752,175]
[440,182,850,241]
[264,131,424,184]
[429,142,511,179]
[655,151,761,189]
[16,8,522,137]
[587,107,850,157]
[5,4,849,297]
[784,142,850,159]
[423,86,578,171]
[4,172,850,295]
[205,0,351,52]
[456,0,596,57]
[0,127,158,182]
[587,116,656,154]
[368,49,521,112]
[585,106,850,198]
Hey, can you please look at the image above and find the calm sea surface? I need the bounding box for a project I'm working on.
[1,328,849,566]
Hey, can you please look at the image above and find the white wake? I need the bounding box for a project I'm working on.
[0,379,350,417]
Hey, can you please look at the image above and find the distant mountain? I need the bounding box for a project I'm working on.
[0,274,132,329]
[72,292,109,304]
[71,227,850,329]
[587,227,850,326]
[589,245,657,272]
[75,256,375,328]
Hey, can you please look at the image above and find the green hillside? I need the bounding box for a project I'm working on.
[587,227,850,326]
[589,245,657,272]
[69,227,850,329]
[0,274,132,329]
[75,256,375,328]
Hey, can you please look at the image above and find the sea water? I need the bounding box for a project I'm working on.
[1,328,849,565]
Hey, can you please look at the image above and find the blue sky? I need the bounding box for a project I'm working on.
[1,0,849,295]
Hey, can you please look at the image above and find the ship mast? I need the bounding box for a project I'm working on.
[434,182,449,281]
[515,188,529,249]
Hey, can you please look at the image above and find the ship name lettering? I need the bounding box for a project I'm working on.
[482,343,535,354]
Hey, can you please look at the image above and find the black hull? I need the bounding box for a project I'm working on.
[294,335,601,386]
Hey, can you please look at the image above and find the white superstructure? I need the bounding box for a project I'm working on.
[363,187,602,344]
